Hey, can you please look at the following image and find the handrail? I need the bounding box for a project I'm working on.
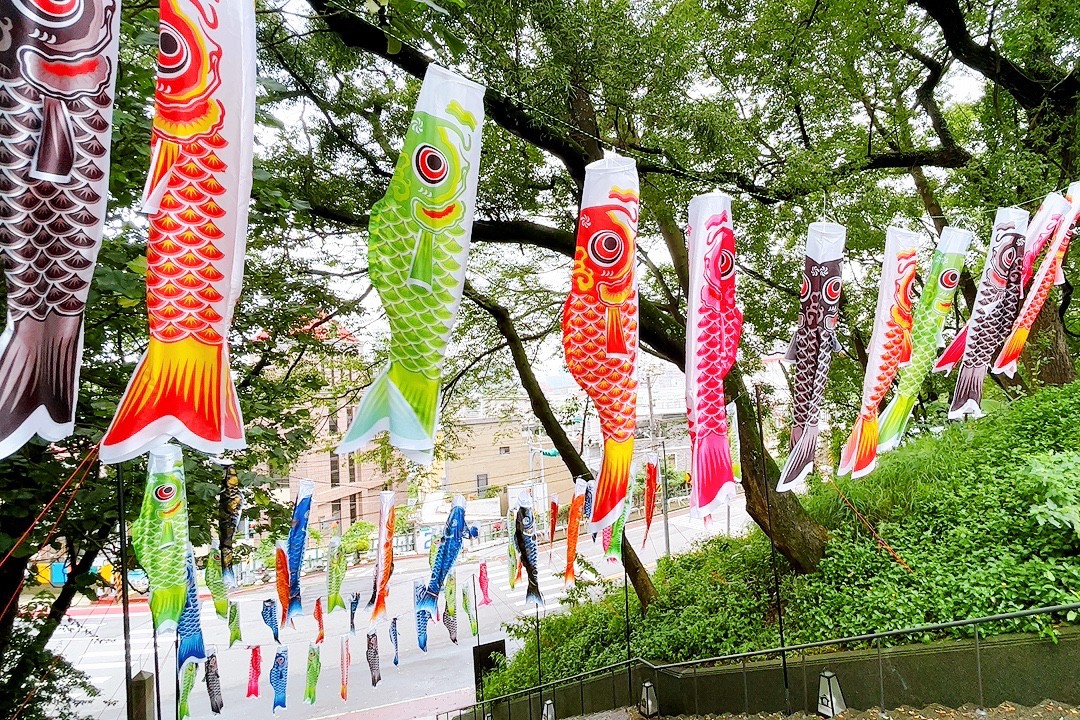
[451,601,1080,716]
[647,601,1080,671]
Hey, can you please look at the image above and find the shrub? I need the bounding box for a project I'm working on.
[484,382,1080,698]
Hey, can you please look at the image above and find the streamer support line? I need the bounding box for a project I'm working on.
[755,384,791,715]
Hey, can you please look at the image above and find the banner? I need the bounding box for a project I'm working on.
[562,155,640,534]
[337,65,486,464]
[0,0,121,460]
[878,226,971,451]
[994,184,1080,377]
[838,227,918,478]
[685,192,742,519]
[777,222,845,490]
[101,0,257,462]
[935,208,1029,418]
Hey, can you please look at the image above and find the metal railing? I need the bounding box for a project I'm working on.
[437,602,1080,720]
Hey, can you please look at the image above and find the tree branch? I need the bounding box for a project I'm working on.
[462,281,658,607]
[305,0,590,183]
[909,0,1079,111]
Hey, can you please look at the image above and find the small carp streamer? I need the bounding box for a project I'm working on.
[994,184,1080,378]
[227,601,241,647]
[936,209,1029,418]
[478,561,491,605]
[327,536,346,613]
[274,542,290,628]
[878,227,972,452]
[642,458,658,545]
[462,577,478,636]
[216,459,242,588]
[515,494,544,606]
[0,0,122,461]
[178,660,198,720]
[337,65,485,464]
[416,495,474,617]
[776,223,846,491]
[565,478,586,585]
[261,599,279,643]
[685,193,743,519]
[506,504,518,590]
[606,468,637,562]
[414,580,430,652]
[838,227,919,478]
[349,592,361,634]
[246,645,261,698]
[314,596,325,644]
[563,155,640,536]
[303,642,321,704]
[366,630,382,686]
[390,616,400,665]
[340,635,351,700]
[369,491,396,629]
[132,444,190,632]
[287,479,314,620]
[101,0,257,462]
[205,546,228,619]
[205,650,223,714]
[270,647,288,714]
[442,571,459,643]
[177,549,207,672]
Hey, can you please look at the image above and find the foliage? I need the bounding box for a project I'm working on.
[1,604,101,720]
[341,520,377,555]
[484,382,1080,697]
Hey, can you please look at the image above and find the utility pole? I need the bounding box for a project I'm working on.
[646,373,670,557]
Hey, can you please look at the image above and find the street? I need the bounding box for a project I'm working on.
[53,500,752,720]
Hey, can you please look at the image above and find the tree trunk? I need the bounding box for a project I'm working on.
[463,282,659,608]
[727,366,829,573]
[1027,301,1076,386]
[0,522,112,710]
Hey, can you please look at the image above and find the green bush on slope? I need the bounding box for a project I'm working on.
[484,382,1080,698]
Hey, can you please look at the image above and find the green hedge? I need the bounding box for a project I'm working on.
[484,382,1080,697]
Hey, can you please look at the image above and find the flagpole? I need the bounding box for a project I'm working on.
[116,461,135,720]
[151,620,163,720]
[754,385,791,714]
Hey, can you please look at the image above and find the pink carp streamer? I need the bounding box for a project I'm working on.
[685,193,743,521]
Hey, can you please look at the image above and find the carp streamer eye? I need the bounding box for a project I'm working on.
[719,249,735,280]
[13,0,83,27]
[800,275,811,302]
[824,276,842,302]
[587,230,624,267]
[940,268,959,290]
[154,483,177,502]
[157,23,191,79]
[414,145,448,185]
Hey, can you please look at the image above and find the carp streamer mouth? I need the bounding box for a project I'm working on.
[597,282,632,305]
[420,203,457,221]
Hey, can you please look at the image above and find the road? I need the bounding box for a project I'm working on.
[53,499,753,720]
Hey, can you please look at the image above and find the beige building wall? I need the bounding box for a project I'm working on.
[289,402,406,535]
[440,418,576,503]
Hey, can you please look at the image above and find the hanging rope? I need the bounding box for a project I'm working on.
[827,479,912,573]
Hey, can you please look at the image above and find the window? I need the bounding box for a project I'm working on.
[348,455,356,484]
[330,454,340,487]
[328,408,338,433]
[499,446,510,455]
[476,473,489,493]
[331,499,341,521]
[350,494,358,522]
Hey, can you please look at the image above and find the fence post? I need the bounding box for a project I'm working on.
[742,657,748,715]
[579,675,585,716]
[611,667,617,709]
[694,664,700,715]
[878,639,887,718]
[802,652,808,714]
[974,623,986,718]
